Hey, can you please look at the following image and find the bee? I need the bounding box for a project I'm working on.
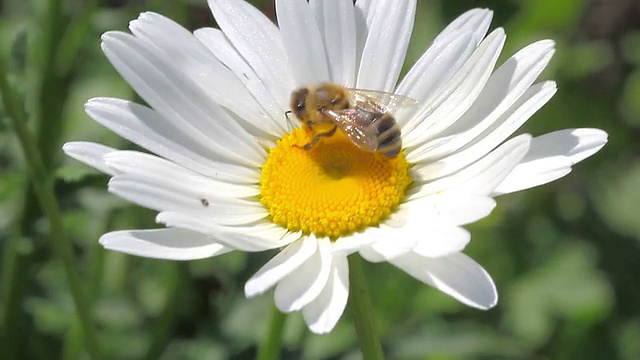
[289,82,417,158]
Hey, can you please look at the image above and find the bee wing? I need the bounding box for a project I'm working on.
[325,109,379,152]
[346,88,418,113]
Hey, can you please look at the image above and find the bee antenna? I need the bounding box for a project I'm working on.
[284,110,296,131]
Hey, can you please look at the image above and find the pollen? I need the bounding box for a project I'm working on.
[259,128,412,240]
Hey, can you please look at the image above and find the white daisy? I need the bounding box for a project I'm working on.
[63,0,607,334]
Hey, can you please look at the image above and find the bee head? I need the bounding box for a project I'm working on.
[316,83,349,111]
[290,88,309,120]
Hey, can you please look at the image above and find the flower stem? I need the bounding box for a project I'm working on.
[0,57,102,359]
[348,254,384,360]
[257,304,287,360]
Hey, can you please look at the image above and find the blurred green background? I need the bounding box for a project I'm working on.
[0,0,637,359]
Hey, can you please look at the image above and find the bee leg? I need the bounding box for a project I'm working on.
[303,126,337,150]
[325,125,338,137]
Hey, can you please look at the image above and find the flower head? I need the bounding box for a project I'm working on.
[63,0,607,334]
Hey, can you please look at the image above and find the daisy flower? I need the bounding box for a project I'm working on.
[63,0,607,335]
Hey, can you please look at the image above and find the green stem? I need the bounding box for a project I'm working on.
[0,58,102,360]
[348,254,384,360]
[62,221,108,360]
[0,234,30,358]
[55,0,99,76]
[257,304,287,360]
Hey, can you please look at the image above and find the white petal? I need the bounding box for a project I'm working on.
[358,229,419,262]
[333,190,491,258]
[128,12,271,139]
[330,206,413,256]
[408,41,556,164]
[110,173,267,225]
[85,98,259,183]
[358,244,388,263]
[245,236,318,297]
[493,128,608,195]
[108,173,263,217]
[277,0,329,86]
[302,255,349,334]
[155,213,299,252]
[435,8,493,46]
[397,9,494,124]
[105,150,259,197]
[216,224,302,252]
[396,31,476,126]
[397,8,493,112]
[409,81,557,177]
[354,0,375,30]
[208,0,293,109]
[354,0,374,69]
[403,29,506,147]
[526,128,608,164]
[101,32,266,168]
[105,151,262,220]
[309,0,357,86]
[62,142,118,176]
[411,134,531,197]
[438,194,496,225]
[412,226,470,258]
[99,228,232,260]
[390,252,497,309]
[352,206,427,262]
[330,229,386,256]
[360,193,494,261]
[357,194,493,261]
[356,0,416,91]
[193,27,287,137]
[425,194,496,225]
[275,238,333,312]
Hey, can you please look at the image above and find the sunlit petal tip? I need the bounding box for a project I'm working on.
[84,97,113,109]
[62,142,118,176]
[100,31,122,44]
[391,252,498,309]
[128,15,143,29]
[539,38,556,49]
[98,228,232,261]
[468,7,492,14]
[136,11,158,21]
[567,128,608,163]
[493,128,606,195]
[456,8,493,31]
[83,98,111,116]
[464,8,493,26]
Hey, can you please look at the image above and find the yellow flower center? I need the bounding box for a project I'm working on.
[259,127,412,240]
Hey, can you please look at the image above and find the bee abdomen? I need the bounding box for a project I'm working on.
[374,114,402,158]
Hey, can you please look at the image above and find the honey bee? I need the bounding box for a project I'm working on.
[289,82,417,158]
